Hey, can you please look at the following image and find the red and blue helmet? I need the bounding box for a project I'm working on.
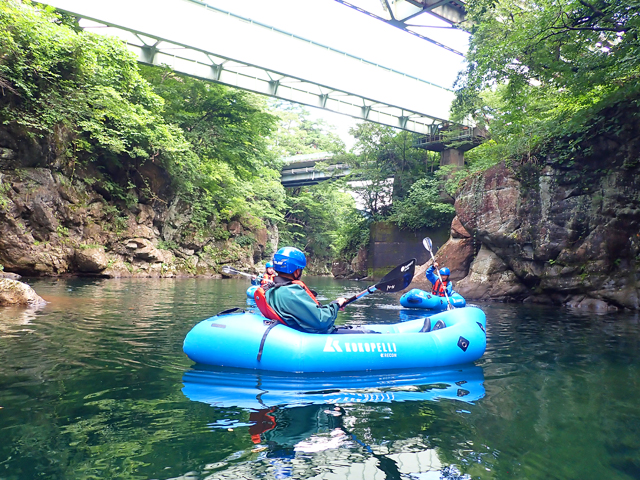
[273,247,307,274]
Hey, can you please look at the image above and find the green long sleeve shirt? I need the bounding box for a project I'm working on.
[265,279,339,334]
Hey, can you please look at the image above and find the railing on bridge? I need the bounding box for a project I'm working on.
[413,125,487,152]
[39,0,456,135]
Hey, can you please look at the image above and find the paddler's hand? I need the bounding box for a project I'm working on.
[336,297,347,311]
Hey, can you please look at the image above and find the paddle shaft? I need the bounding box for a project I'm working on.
[342,286,378,307]
[222,266,254,278]
[424,239,454,310]
[339,258,416,307]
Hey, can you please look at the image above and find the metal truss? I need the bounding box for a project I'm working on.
[38,0,456,134]
[334,0,467,56]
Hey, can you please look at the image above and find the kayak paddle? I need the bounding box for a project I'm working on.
[423,237,454,310]
[339,258,416,307]
[221,265,254,278]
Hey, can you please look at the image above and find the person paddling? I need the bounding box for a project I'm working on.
[254,247,347,334]
[258,261,277,287]
[426,262,452,297]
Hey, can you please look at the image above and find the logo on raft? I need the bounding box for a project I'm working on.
[323,337,398,357]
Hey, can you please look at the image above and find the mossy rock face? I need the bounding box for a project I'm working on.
[0,279,46,306]
[454,121,640,309]
[0,164,271,279]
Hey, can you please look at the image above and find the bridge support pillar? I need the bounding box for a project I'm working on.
[440,148,464,167]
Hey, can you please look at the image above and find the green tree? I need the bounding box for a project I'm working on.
[389,177,456,230]
[140,66,278,177]
[454,0,640,134]
[346,123,433,217]
[270,102,345,158]
[0,0,197,199]
[140,66,284,227]
[279,182,356,265]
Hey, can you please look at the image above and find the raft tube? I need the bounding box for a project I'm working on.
[182,364,485,409]
[246,285,258,299]
[182,306,486,373]
[400,288,466,310]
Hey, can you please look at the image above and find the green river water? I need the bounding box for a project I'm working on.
[1,276,639,480]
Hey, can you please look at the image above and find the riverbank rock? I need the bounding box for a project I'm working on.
[0,279,46,306]
[74,247,109,273]
[331,247,368,279]
[455,99,640,308]
[407,216,476,293]
[0,271,21,280]
[0,166,272,279]
[455,245,528,300]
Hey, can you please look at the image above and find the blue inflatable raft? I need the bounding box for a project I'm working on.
[400,288,466,310]
[183,306,486,373]
[246,285,258,299]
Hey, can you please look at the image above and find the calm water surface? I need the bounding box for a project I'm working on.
[1,277,639,479]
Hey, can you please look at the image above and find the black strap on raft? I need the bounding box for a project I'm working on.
[257,320,278,362]
[215,307,244,316]
[420,317,431,333]
[432,319,446,330]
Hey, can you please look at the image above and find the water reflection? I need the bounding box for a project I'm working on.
[181,365,485,479]
[2,278,640,480]
[182,365,485,409]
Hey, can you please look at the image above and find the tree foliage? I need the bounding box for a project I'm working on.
[270,102,345,158]
[449,0,640,188]
[279,182,357,264]
[455,0,640,131]
[346,123,434,218]
[140,66,278,177]
[0,1,288,235]
[389,178,456,230]
[270,104,359,266]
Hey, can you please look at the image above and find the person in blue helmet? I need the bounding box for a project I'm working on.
[253,247,347,334]
[425,262,452,297]
[256,261,277,287]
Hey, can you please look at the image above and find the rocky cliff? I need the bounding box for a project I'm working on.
[0,161,277,278]
[446,100,640,310]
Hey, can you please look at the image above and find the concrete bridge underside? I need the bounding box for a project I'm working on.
[40,0,456,135]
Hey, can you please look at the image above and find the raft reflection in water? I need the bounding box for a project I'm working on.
[182,364,485,409]
[182,366,485,479]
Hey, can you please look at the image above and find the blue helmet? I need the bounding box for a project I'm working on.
[265,261,273,269]
[273,247,306,274]
[439,267,450,276]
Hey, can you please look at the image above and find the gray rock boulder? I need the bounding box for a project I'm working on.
[74,247,109,273]
[0,279,46,306]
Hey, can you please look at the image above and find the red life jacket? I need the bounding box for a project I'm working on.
[254,279,320,325]
[432,279,450,297]
[260,273,276,286]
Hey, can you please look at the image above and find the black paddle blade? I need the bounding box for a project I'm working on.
[375,258,416,293]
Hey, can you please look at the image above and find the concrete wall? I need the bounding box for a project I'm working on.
[368,222,449,279]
